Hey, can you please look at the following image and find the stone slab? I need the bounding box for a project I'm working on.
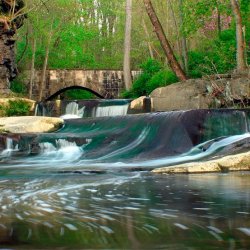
[0,116,64,133]
[152,151,250,174]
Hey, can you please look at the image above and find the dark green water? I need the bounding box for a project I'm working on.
[0,172,250,249]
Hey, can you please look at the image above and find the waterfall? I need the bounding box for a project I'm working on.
[34,103,46,116]
[34,104,39,116]
[34,102,55,117]
[3,109,248,170]
[34,100,132,118]
[37,139,83,163]
[1,138,15,156]
[62,101,130,118]
[61,102,85,119]
[65,102,80,116]
[95,104,129,117]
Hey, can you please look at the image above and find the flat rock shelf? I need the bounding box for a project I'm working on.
[152,151,250,174]
[0,116,64,133]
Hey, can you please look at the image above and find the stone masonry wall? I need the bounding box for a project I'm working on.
[24,70,140,100]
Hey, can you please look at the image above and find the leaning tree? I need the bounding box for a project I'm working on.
[143,0,188,81]
[0,0,26,93]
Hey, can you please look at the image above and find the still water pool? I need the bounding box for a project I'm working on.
[0,171,249,249]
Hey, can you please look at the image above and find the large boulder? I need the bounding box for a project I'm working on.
[130,96,147,110]
[129,96,151,113]
[150,76,250,111]
[150,79,209,111]
[152,151,250,174]
[0,116,64,133]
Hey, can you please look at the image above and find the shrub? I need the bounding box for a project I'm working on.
[5,100,31,116]
[128,72,152,97]
[140,58,162,74]
[63,89,95,100]
[10,76,27,95]
[188,29,237,78]
[146,70,178,94]
[122,59,178,98]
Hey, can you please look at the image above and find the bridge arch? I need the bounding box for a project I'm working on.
[45,86,105,101]
[23,69,140,101]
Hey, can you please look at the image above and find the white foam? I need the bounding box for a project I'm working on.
[61,102,85,119]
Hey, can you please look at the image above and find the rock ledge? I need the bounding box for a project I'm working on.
[0,116,64,133]
[152,151,250,174]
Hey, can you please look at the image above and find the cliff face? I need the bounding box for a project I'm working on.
[0,26,17,92]
[0,0,26,93]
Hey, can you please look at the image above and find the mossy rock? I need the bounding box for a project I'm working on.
[0,98,36,117]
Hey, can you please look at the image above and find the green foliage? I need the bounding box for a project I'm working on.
[10,77,27,95]
[4,100,31,117]
[188,29,237,78]
[63,89,95,100]
[13,0,249,94]
[123,59,161,98]
[146,70,178,94]
[123,59,178,98]
[140,59,162,74]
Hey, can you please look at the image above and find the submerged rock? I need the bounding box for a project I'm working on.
[152,151,250,174]
[0,116,64,133]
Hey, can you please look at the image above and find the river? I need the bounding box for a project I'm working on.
[0,109,249,249]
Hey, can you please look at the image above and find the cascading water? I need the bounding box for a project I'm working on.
[95,104,129,117]
[35,99,132,119]
[1,109,250,169]
[35,101,55,116]
[61,102,85,119]
[0,109,250,249]
[1,137,14,157]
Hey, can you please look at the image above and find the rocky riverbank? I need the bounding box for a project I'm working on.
[0,116,64,133]
[130,73,250,112]
[152,151,250,174]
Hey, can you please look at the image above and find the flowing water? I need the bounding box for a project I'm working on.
[35,100,132,119]
[0,109,250,249]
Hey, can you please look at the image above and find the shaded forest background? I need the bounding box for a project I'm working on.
[13,0,250,98]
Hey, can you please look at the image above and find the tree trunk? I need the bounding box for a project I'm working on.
[217,6,222,36]
[230,0,247,71]
[142,18,154,59]
[29,37,36,99]
[123,0,132,90]
[38,44,50,101]
[143,0,188,81]
[181,37,188,74]
[38,20,54,102]
[179,0,188,74]
[169,0,183,66]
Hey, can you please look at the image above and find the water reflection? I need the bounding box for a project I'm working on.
[0,172,249,249]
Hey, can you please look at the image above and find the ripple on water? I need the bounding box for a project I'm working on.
[0,172,249,249]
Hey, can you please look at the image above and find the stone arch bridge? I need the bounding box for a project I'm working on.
[25,70,140,100]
